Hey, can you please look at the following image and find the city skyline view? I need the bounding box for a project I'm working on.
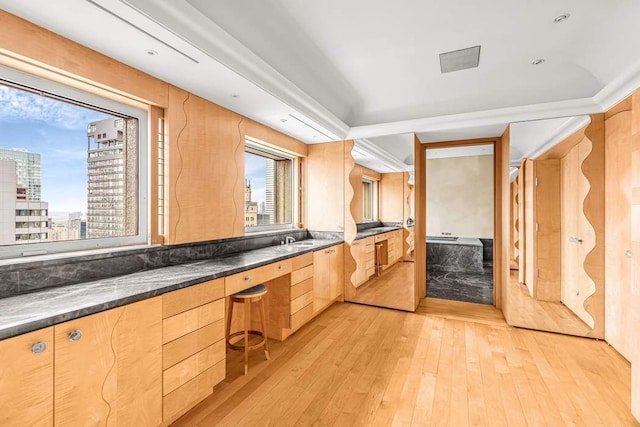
[0,84,110,213]
[245,151,267,207]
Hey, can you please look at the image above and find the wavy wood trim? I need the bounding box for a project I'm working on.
[511,178,520,268]
[581,114,605,339]
[344,140,358,300]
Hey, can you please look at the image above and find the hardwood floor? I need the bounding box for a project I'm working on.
[349,261,415,311]
[173,299,637,426]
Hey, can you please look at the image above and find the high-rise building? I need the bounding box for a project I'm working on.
[0,159,48,245]
[86,117,137,239]
[0,148,41,201]
[244,180,258,227]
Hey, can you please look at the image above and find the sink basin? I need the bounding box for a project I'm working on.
[290,241,315,247]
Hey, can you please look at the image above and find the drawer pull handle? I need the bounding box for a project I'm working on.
[69,330,82,342]
[625,249,633,257]
[352,242,360,246]
[325,249,336,254]
[244,276,252,282]
[32,341,47,354]
[279,265,285,271]
[569,236,583,244]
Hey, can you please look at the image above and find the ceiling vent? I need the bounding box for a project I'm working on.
[439,45,481,73]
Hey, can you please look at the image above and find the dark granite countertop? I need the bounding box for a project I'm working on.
[0,239,342,340]
[354,226,403,240]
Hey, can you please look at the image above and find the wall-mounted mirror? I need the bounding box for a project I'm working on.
[345,134,415,311]
[504,114,608,340]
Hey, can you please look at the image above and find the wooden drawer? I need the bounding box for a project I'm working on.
[291,277,313,300]
[291,291,313,314]
[163,359,225,424]
[162,278,224,319]
[163,319,225,369]
[366,267,375,278]
[364,239,375,254]
[163,339,225,395]
[292,252,313,270]
[226,259,292,296]
[366,259,375,270]
[291,264,313,285]
[290,303,314,330]
[162,299,224,344]
[374,233,389,243]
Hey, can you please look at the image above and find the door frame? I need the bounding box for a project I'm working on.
[413,134,510,310]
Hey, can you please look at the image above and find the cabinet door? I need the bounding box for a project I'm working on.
[0,328,53,427]
[313,244,344,304]
[55,297,162,426]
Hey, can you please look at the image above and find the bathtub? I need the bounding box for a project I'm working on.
[426,236,484,273]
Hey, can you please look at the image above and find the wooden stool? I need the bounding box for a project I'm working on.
[226,284,270,375]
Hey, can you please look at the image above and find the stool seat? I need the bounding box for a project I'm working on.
[226,283,270,375]
[236,284,267,297]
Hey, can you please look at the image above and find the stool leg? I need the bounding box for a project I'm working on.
[225,297,234,349]
[259,296,270,360]
[243,300,251,375]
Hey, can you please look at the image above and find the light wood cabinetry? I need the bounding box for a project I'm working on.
[0,327,53,427]
[54,297,162,426]
[161,279,226,425]
[313,244,344,311]
[351,237,375,287]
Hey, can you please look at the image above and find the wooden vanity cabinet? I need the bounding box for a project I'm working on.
[54,297,163,427]
[0,327,54,427]
[161,278,226,425]
[313,244,344,312]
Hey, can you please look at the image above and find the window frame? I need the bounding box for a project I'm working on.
[244,139,297,234]
[0,65,149,260]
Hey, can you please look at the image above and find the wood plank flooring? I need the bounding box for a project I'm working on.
[173,299,638,426]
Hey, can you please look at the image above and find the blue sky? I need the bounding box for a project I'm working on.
[245,152,266,206]
[0,85,110,213]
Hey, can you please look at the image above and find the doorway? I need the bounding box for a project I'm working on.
[425,145,494,305]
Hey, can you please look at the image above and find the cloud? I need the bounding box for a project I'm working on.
[0,85,109,131]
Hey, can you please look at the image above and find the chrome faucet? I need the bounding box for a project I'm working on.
[285,236,296,244]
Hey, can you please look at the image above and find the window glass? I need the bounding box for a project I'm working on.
[244,144,294,231]
[0,68,147,259]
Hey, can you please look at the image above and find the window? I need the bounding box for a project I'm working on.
[0,66,148,259]
[363,179,374,221]
[244,140,295,232]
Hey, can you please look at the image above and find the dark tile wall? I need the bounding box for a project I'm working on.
[479,238,493,262]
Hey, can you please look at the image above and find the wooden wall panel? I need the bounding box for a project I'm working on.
[350,165,364,225]
[414,135,426,309]
[306,141,347,232]
[604,104,633,361]
[534,160,561,302]
[517,158,527,284]
[166,86,244,244]
[523,159,535,296]
[0,11,169,107]
[630,91,640,421]
[379,172,407,223]
[495,134,509,310]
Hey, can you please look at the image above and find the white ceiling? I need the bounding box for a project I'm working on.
[2,0,640,173]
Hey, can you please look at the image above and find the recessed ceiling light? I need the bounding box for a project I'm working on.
[231,94,240,98]
[145,49,158,56]
[553,13,571,23]
[280,118,288,123]
[532,58,545,66]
